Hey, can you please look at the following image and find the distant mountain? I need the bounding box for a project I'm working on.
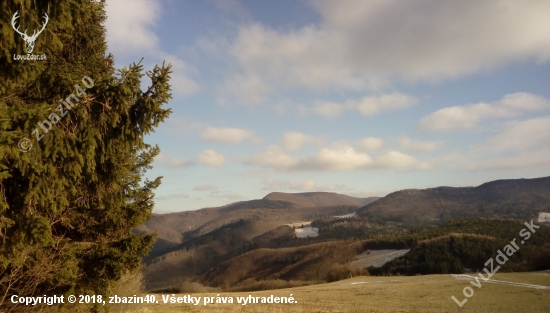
[137,191,378,259]
[140,176,550,292]
[356,176,550,225]
[263,192,379,208]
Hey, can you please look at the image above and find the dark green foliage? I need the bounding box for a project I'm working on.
[530,249,550,270]
[1,1,171,311]
[312,216,406,240]
[367,219,550,276]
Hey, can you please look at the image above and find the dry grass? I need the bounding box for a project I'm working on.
[417,233,497,244]
[106,269,147,313]
[227,279,318,292]
[132,272,550,313]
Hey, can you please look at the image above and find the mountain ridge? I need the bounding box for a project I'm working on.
[357,176,550,224]
[138,191,378,259]
[263,191,378,208]
[140,176,550,292]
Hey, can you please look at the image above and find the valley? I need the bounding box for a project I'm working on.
[138,176,550,299]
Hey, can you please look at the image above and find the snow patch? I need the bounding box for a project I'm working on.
[538,212,550,223]
[451,274,550,290]
[294,226,319,238]
[335,212,356,218]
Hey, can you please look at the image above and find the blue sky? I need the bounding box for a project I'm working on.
[103,0,550,213]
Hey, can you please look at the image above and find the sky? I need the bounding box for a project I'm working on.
[103,0,550,213]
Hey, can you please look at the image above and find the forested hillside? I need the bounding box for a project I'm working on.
[367,219,550,275]
[143,218,550,293]
[140,177,550,293]
[357,176,550,225]
[138,192,374,260]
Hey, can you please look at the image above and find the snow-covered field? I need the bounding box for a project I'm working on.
[294,226,319,238]
[285,221,319,238]
[538,212,550,223]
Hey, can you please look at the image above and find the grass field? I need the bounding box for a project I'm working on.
[123,273,550,313]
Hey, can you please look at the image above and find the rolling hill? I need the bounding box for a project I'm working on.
[263,192,378,207]
[139,176,550,293]
[356,176,550,225]
[137,192,379,259]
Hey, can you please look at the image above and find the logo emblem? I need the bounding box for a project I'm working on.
[11,11,49,54]
[18,138,33,152]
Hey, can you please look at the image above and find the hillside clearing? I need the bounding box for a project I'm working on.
[286,221,320,238]
[294,226,319,238]
[335,212,356,218]
[350,249,410,268]
[539,212,550,223]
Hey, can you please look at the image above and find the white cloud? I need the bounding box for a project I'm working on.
[261,179,350,192]
[104,0,161,55]
[199,127,261,144]
[314,93,417,118]
[399,136,443,152]
[475,116,550,153]
[282,132,323,150]
[197,150,227,167]
[376,151,431,171]
[301,146,373,171]
[419,93,550,131]
[355,93,417,116]
[250,145,428,172]
[251,145,299,169]
[154,152,192,168]
[357,137,384,152]
[215,1,550,104]
[291,180,316,191]
[431,116,550,171]
[314,101,349,118]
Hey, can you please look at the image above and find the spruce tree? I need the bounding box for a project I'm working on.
[0,1,171,311]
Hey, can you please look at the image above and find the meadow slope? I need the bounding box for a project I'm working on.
[125,272,550,313]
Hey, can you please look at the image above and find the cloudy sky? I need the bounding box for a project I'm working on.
[104,0,550,213]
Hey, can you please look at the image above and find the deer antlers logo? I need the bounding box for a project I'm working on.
[11,11,49,54]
